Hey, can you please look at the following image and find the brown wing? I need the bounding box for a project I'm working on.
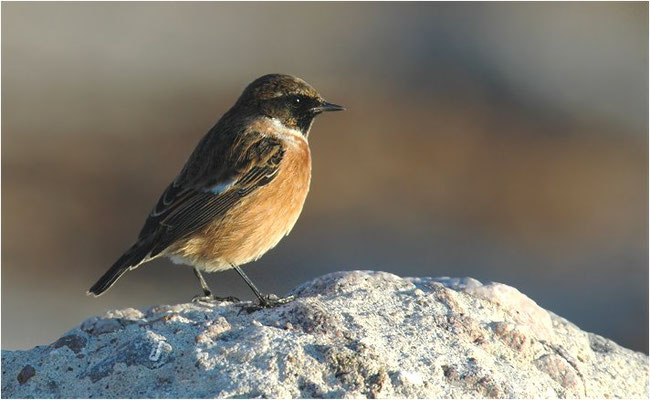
[139,134,285,257]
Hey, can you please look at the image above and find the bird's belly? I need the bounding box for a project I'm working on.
[169,144,311,272]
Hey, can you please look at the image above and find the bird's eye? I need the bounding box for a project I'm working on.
[287,95,305,108]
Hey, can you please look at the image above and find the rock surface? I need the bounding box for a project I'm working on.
[2,271,648,398]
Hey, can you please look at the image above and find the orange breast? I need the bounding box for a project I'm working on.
[170,136,312,272]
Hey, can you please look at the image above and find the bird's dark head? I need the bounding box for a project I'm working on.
[236,74,344,135]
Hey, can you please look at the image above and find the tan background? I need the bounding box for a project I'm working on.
[2,2,648,352]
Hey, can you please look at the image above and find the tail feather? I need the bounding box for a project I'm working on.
[87,243,152,296]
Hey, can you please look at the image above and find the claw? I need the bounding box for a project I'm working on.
[192,294,240,303]
[240,294,295,313]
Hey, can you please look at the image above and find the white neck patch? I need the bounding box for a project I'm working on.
[270,118,308,144]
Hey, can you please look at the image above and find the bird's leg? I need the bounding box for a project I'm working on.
[194,267,213,297]
[191,267,239,303]
[232,265,295,311]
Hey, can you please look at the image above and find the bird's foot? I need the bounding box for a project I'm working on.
[241,294,296,313]
[192,293,240,303]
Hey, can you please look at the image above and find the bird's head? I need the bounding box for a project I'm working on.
[236,74,344,136]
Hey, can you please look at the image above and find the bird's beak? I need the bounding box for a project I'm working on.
[312,101,346,113]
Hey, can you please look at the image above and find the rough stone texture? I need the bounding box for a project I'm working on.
[2,271,648,398]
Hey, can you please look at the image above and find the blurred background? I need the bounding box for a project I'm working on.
[2,3,648,353]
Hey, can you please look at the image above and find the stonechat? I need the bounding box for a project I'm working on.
[88,74,344,307]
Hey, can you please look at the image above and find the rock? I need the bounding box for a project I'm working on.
[1,271,647,398]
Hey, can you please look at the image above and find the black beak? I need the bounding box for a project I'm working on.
[312,101,346,113]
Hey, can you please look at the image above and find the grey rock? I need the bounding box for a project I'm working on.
[2,271,647,398]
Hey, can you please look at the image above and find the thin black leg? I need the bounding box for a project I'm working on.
[232,264,295,310]
[193,267,212,297]
[232,265,265,302]
[191,267,239,303]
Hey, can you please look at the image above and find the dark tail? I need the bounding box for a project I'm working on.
[87,242,152,296]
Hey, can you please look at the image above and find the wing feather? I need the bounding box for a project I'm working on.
[138,134,285,257]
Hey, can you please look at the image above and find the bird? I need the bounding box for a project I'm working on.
[88,74,344,308]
